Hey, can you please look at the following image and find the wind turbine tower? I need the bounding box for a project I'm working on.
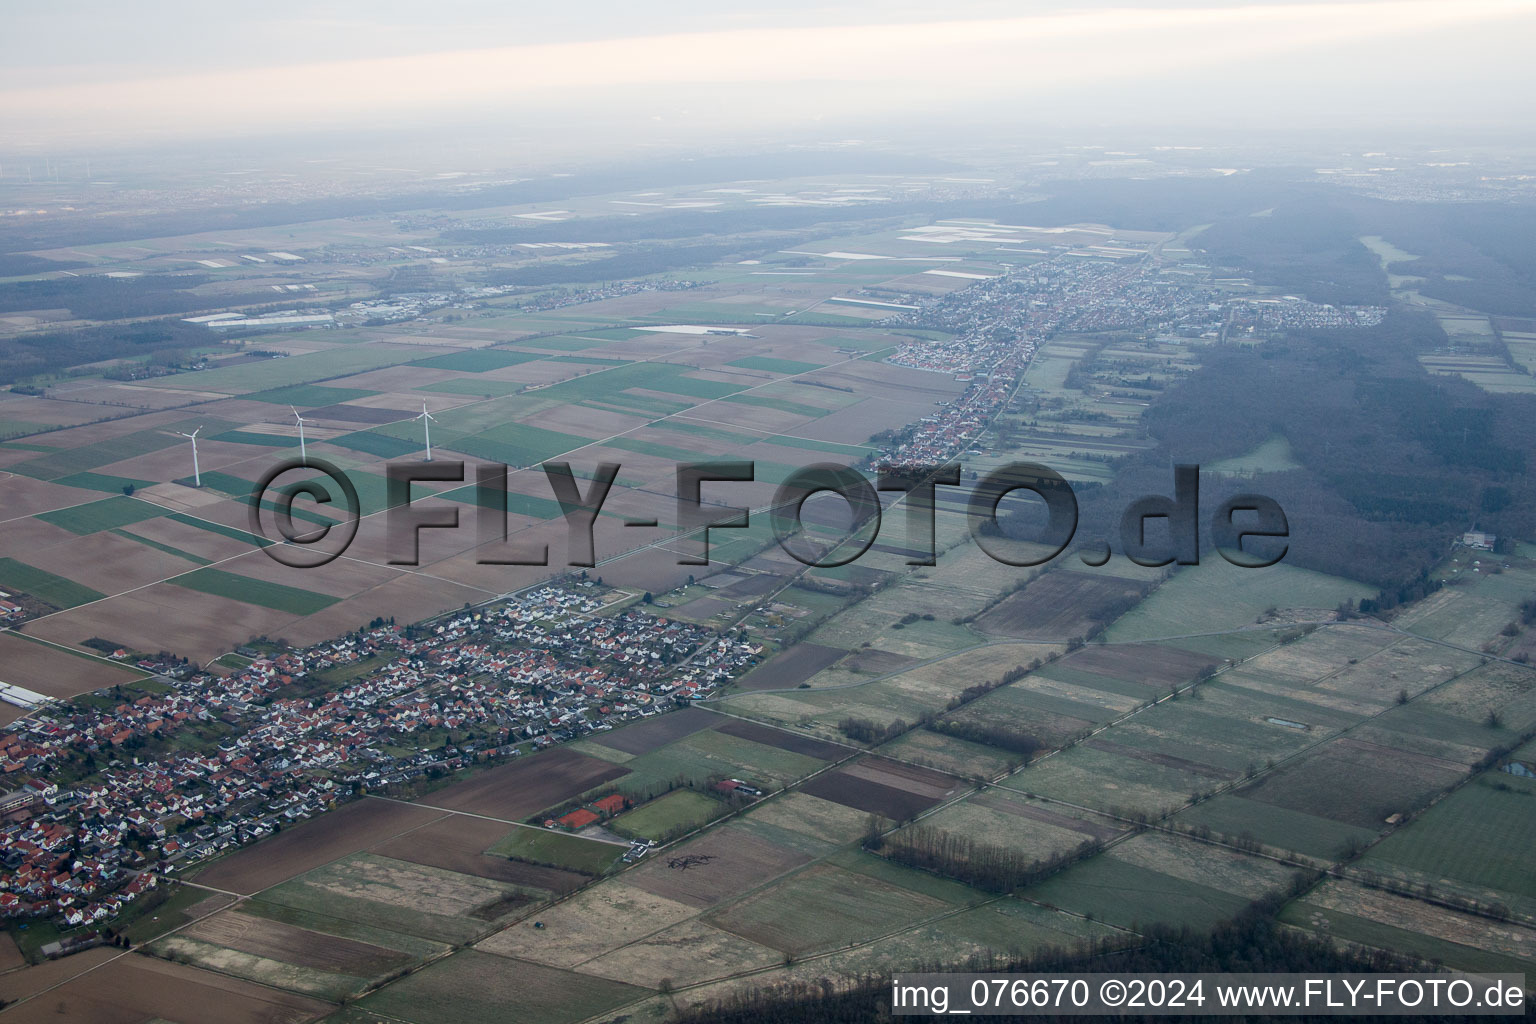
[178,427,203,487]
[415,402,437,461]
[291,406,310,464]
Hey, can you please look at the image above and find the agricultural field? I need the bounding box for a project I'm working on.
[1356,772,1536,921]
[973,570,1148,640]
[149,904,424,1000]
[1237,736,1468,830]
[1102,561,1374,642]
[0,954,331,1024]
[192,797,448,894]
[477,881,699,968]
[1393,563,1536,651]
[731,641,847,690]
[705,861,955,956]
[34,495,165,534]
[605,724,832,795]
[6,184,1536,1022]
[912,788,1129,863]
[0,632,144,699]
[878,727,1019,780]
[609,789,727,840]
[800,756,964,820]
[588,705,720,755]
[0,257,971,663]
[168,566,338,615]
[1281,877,1536,975]
[373,815,600,889]
[357,948,648,1024]
[717,640,1060,743]
[488,826,626,877]
[626,826,813,907]
[1023,831,1299,932]
[259,852,542,944]
[417,746,631,821]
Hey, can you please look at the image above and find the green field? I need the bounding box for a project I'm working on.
[53,470,158,493]
[239,897,450,959]
[1278,891,1535,975]
[412,350,544,371]
[439,482,567,520]
[1103,562,1374,642]
[450,422,596,467]
[722,393,831,418]
[706,863,951,956]
[185,470,257,498]
[358,948,648,1024]
[614,729,826,794]
[111,528,212,565]
[764,434,876,457]
[1172,794,1379,860]
[10,426,191,480]
[35,495,165,535]
[727,356,825,375]
[259,854,528,945]
[210,429,301,448]
[603,437,713,462]
[1359,775,1536,910]
[0,556,106,607]
[1207,435,1302,474]
[417,378,525,397]
[159,348,410,395]
[580,394,692,417]
[609,789,725,840]
[166,511,272,548]
[248,383,379,406]
[329,429,422,459]
[545,355,631,366]
[649,419,763,447]
[168,567,337,615]
[1023,853,1253,931]
[488,827,623,875]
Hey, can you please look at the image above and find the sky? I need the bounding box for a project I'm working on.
[2,1,1532,155]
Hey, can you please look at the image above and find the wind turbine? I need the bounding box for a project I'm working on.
[290,405,310,464]
[415,401,437,462]
[177,427,202,487]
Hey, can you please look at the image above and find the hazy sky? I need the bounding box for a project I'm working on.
[2,1,1532,154]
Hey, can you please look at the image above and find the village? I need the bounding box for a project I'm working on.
[870,253,1164,466]
[0,581,760,932]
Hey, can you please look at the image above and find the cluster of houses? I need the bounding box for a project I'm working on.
[327,276,703,325]
[869,259,1142,465]
[1236,296,1388,333]
[0,582,761,931]
[876,254,1381,468]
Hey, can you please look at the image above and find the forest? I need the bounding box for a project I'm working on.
[1015,309,1536,604]
[0,317,225,383]
[0,273,276,321]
